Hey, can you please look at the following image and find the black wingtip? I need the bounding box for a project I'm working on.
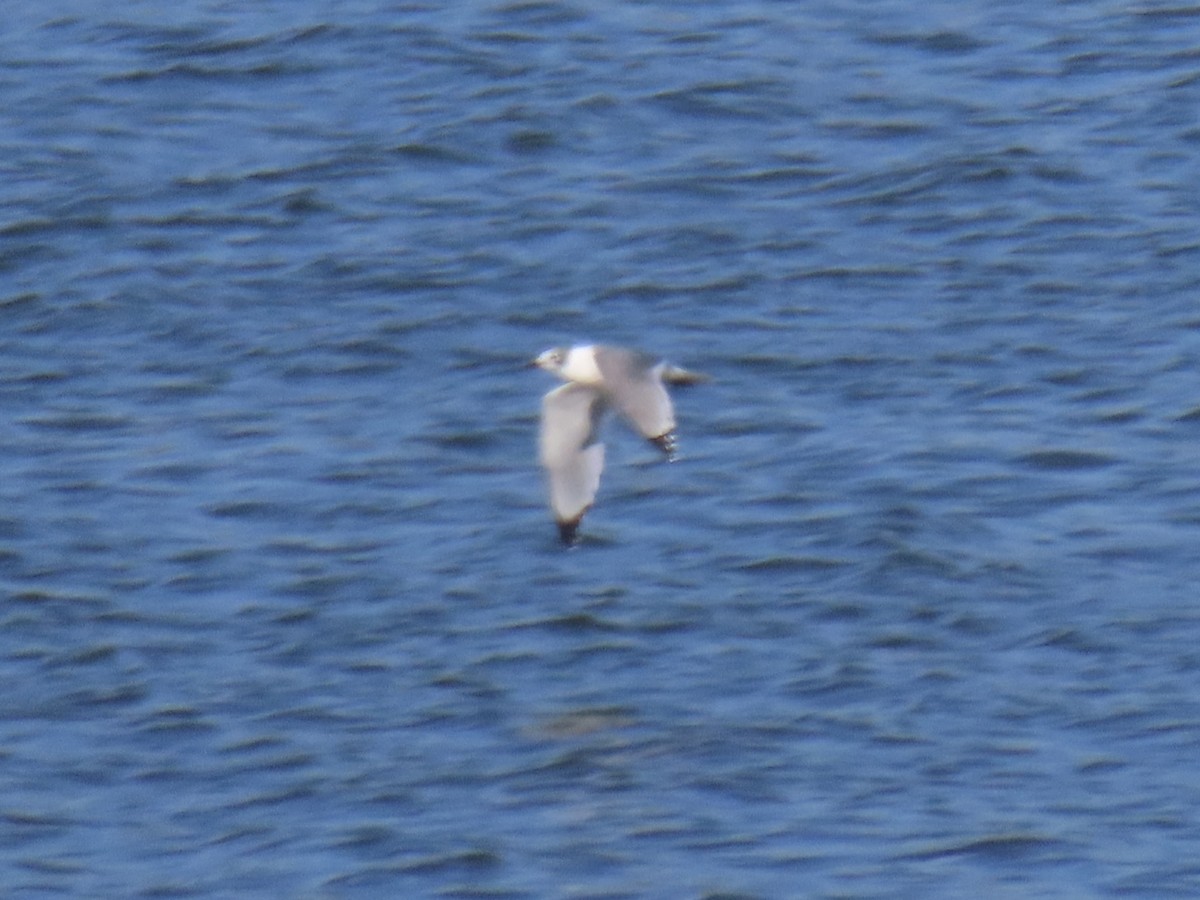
[650,431,678,462]
[556,518,582,546]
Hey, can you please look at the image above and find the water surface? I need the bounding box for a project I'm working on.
[3,2,1200,897]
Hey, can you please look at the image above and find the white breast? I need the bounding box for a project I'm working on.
[560,345,605,386]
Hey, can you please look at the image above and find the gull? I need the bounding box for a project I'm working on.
[530,344,705,545]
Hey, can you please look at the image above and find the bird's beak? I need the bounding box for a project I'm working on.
[525,357,542,369]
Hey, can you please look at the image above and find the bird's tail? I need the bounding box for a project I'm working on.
[660,364,710,386]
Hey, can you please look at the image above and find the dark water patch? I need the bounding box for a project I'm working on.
[323,851,510,892]
[1077,756,1126,773]
[19,857,87,876]
[0,291,41,310]
[1154,241,1200,260]
[0,214,109,238]
[1070,386,1132,405]
[652,79,797,120]
[46,479,107,496]
[1167,505,1200,526]
[1135,6,1200,20]
[506,612,624,634]
[611,175,738,200]
[1023,280,1087,298]
[1042,367,1093,387]
[0,517,26,539]
[896,832,1065,862]
[809,601,870,622]
[597,274,756,300]
[135,881,211,898]
[258,705,356,727]
[135,462,216,482]
[133,23,338,60]
[876,547,961,578]
[265,187,332,216]
[102,59,319,85]
[393,141,479,165]
[565,639,643,663]
[281,358,402,379]
[736,555,849,573]
[1106,869,1200,898]
[275,574,362,600]
[65,683,148,709]
[131,209,281,230]
[822,166,944,206]
[720,163,832,187]
[866,631,942,651]
[866,29,990,55]
[719,352,815,373]
[207,823,276,849]
[1069,705,1157,733]
[511,744,627,782]
[787,264,923,284]
[1028,162,1092,184]
[573,91,619,110]
[219,735,288,756]
[225,750,317,776]
[142,378,224,399]
[333,822,397,852]
[828,118,934,140]
[1015,449,1117,470]
[947,613,1003,637]
[228,781,320,811]
[43,643,118,667]
[1091,406,1145,424]
[492,0,591,25]
[1081,542,1183,564]
[136,706,217,735]
[4,810,76,829]
[787,667,877,700]
[174,172,240,193]
[423,428,501,452]
[506,128,557,153]
[10,589,109,609]
[166,572,239,594]
[22,409,135,432]
[477,29,547,47]
[1032,628,1119,655]
[243,154,378,185]
[205,499,296,520]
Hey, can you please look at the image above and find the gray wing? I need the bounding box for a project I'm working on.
[591,346,675,441]
[539,383,607,530]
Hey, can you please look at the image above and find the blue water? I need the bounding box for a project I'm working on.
[4,2,1200,896]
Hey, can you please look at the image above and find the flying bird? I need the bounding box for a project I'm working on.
[530,344,704,544]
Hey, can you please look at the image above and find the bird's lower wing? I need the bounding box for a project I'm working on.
[540,384,606,528]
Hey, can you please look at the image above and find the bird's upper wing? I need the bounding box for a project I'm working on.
[592,346,675,440]
[540,383,607,525]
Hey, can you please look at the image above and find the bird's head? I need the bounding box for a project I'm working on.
[529,347,569,375]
